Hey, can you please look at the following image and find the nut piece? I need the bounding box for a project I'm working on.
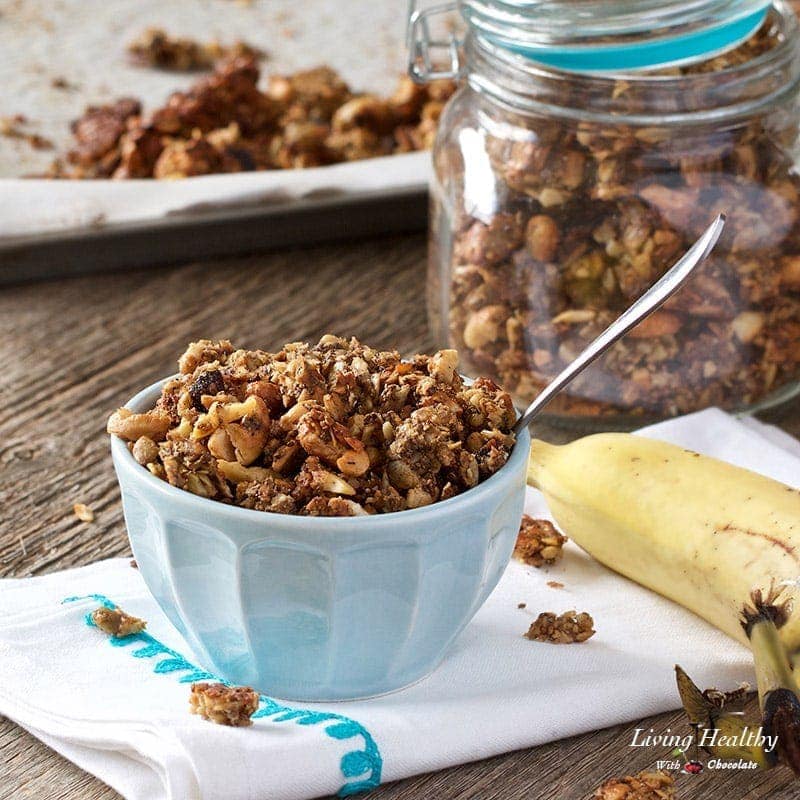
[336,448,370,477]
[627,311,682,340]
[91,605,147,638]
[189,682,259,727]
[428,349,459,384]
[73,503,95,523]
[216,460,271,484]
[731,311,765,344]
[593,770,675,800]
[463,305,508,350]
[780,255,800,291]
[524,610,595,644]
[513,516,567,567]
[525,214,560,262]
[132,436,160,465]
[107,408,172,442]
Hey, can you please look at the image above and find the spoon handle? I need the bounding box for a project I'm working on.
[512,213,726,434]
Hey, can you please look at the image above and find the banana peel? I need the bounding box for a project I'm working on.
[526,433,800,772]
[675,665,774,769]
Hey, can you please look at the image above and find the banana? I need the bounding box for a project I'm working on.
[527,431,800,772]
[526,434,800,650]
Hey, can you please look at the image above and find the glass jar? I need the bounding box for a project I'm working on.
[411,0,800,421]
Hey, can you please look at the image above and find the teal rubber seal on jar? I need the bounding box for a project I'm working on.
[478,7,770,72]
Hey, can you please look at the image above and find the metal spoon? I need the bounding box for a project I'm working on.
[512,214,726,434]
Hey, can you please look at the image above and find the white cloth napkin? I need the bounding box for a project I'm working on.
[1,408,799,800]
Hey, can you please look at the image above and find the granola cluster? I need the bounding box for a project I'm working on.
[52,57,454,179]
[127,28,263,72]
[91,605,147,638]
[513,516,567,567]
[524,610,595,644]
[593,770,675,800]
[189,683,260,727]
[438,16,800,417]
[107,336,516,516]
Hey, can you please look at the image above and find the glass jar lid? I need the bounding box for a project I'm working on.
[408,0,774,77]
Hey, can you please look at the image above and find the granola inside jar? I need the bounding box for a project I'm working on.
[413,0,800,420]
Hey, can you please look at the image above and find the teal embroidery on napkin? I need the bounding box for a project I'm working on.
[62,594,382,796]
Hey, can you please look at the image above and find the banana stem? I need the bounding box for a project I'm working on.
[750,621,799,712]
[747,618,800,773]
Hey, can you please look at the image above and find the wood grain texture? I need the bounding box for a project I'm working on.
[1,233,799,799]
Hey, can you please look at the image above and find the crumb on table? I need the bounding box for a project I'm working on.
[91,605,147,637]
[513,516,567,567]
[524,610,595,644]
[517,602,526,609]
[190,682,260,726]
[593,769,675,800]
[73,503,95,523]
[547,581,564,590]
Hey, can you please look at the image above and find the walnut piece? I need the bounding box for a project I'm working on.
[189,683,259,727]
[513,516,567,567]
[524,610,595,644]
[594,770,675,800]
[91,605,147,638]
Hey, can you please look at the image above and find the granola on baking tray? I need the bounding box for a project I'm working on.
[127,28,264,72]
[50,56,454,179]
[433,13,800,417]
[107,336,517,516]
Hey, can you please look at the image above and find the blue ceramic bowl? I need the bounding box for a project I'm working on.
[111,378,529,701]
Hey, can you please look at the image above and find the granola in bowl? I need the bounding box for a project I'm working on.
[107,336,517,516]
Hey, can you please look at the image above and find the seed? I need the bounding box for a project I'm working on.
[336,448,370,477]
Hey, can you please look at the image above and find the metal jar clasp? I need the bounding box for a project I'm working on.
[407,0,462,83]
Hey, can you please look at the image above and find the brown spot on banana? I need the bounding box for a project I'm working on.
[717,523,800,564]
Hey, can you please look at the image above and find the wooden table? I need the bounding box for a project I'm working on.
[1,233,799,799]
